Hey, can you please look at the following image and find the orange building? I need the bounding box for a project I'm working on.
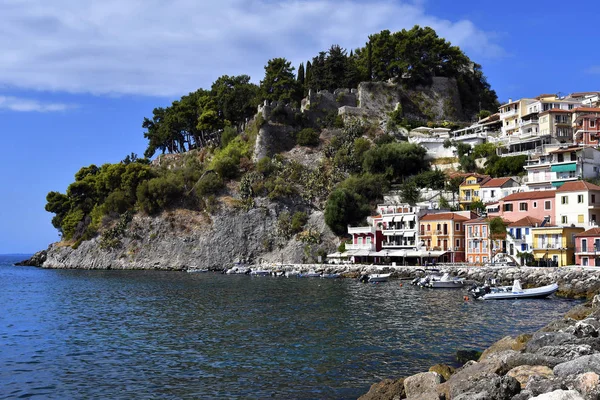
[419,211,476,263]
[464,217,508,265]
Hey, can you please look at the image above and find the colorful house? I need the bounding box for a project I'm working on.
[574,228,600,266]
[488,190,555,224]
[419,211,476,263]
[555,181,600,227]
[531,226,584,267]
[538,109,573,144]
[506,216,542,265]
[459,174,491,210]
[572,107,600,146]
[464,217,507,265]
[479,177,521,204]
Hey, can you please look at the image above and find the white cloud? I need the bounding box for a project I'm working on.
[0,95,74,112]
[0,0,504,97]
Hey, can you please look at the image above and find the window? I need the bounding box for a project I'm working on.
[562,216,568,224]
[455,223,460,231]
[545,201,552,210]
[482,226,488,237]
[456,239,460,248]
[591,120,596,128]
[578,195,584,203]
[503,203,513,212]
[437,239,441,247]
[583,257,589,266]
[525,228,529,235]
[483,241,488,250]
[533,201,537,208]
[578,215,584,223]
[468,226,473,237]
[519,202,528,211]
[427,224,430,232]
[593,195,596,203]
[561,196,568,205]
[491,190,495,197]
[366,236,372,244]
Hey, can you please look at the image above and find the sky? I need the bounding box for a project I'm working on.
[1,0,599,254]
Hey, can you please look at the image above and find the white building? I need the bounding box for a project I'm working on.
[554,181,600,228]
[479,177,521,204]
[505,216,542,265]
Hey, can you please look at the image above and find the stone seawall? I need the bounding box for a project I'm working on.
[254,264,600,300]
[358,295,600,400]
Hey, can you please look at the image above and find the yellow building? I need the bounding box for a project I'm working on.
[459,174,491,210]
[531,226,584,267]
[538,109,573,144]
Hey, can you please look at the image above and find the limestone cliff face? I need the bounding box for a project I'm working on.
[42,199,338,270]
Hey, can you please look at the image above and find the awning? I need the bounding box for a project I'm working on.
[383,231,404,236]
[403,232,416,237]
[392,215,404,222]
[550,163,577,173]
[327,252,344,258]
[404,215,416,221]
[552,181,565,188]
[352,249,371,257]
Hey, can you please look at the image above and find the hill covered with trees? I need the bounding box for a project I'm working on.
[43,26,500,267]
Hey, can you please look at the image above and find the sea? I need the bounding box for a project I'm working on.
[0,254,581,399]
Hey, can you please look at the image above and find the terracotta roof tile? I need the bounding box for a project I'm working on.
[508,216,544,227]
[576,227,600,237]
[501,191,555,201]
[556,181,600,192]
[420,213,469,221]
[481,177,515,188]
[573,107,600,113]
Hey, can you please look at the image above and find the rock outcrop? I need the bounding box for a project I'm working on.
[15,249,47,267]
[359,295,600,400]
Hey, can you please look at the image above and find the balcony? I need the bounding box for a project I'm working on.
[501,109,518,118]
[575,246,600,254]
[346,243,376,251]
[348,226,375,235]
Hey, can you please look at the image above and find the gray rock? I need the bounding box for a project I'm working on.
[512,390,534,400]
[526,376,568,396]
[562,319,599,338]
[535,344,594,362]
[448,374,521,400]
[554,354,600,377]
[529,390,585,399]
[526,332,579,353]
[403,372,442,399]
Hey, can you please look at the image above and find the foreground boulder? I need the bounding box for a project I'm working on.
[358,377,405,400]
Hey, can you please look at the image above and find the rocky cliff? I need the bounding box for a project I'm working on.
[42,198,337,270]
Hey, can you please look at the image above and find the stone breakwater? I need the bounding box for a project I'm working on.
[358,295,600,400]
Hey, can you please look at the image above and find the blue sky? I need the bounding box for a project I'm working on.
[1,0,599,254]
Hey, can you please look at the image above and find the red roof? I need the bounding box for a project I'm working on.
[508,216,543,227]
[420,212,470,222]
[573,107,600,113]
[481,177,515,188]
[576,227,600,237]
[556,181,600,192]
[501,191,555,202]
[549,145,584,154]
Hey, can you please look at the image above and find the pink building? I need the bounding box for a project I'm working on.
[574,228,600,266]
[573,107,600,146]
[488,190,555,224]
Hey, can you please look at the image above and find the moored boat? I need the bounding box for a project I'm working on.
[321,273,341,279]
[413,272,464,288]
[187,267,209,273]
[299,270,322,278]
[470,279,559,300]
[250,269,270,276]
[366,273,391,283]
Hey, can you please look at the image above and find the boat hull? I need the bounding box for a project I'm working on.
[480,283,559,300]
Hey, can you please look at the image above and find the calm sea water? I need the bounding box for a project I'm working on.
[0,255,581,399]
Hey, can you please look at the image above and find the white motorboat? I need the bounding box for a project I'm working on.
[285,270,300,278]
[225,263,250,274]
[321,273,341,279]
[415,273,464,288]
[471,279,559,300]
[300,270,322,278]
[187,267,209,273]
[250,269,270,276]
[367,273,391,283]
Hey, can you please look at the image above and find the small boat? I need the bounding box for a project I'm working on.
[285,270,300,278]
[299,270,322,278]
[250,269,270,276]
[225,262,250,274]
[471,279,559,300]
[321,273,341,279]
[413,273,464,288]
[367,273,391,283]
[187,267,209,273]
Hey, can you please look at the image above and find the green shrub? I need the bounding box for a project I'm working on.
[213,156,239,179]
[291,211,308,232]
[196,173,224,196]
[256,157,275,176]
[296,128,320,146]
[221,126,238,148]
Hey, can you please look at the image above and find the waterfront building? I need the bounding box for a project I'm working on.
[458,173,491,210]
[555,181,600,228]
[419,211,476,263]
[572,107,600,146]
[464,217,507,265]
[487,190,555,225]
[531,226,584,267]
[505,216,543,265]
[523,146,600,191]
[574,228,600,266]
[479,177,521,204]
[346,223,383,263]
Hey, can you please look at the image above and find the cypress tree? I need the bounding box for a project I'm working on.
[305,60,312,93]
[297,62,305,86]
[367,40,372,81]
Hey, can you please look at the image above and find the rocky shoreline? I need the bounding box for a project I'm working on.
[359,295,600,400]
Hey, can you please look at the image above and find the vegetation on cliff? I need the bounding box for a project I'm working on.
[45,25,500,248]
